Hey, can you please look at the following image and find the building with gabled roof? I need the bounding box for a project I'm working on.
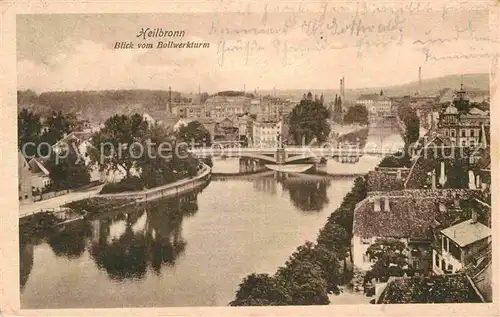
[433,214,491,275]
[352,189,475,272]
[28,157,51,191]
[18,151,33,202]
[376,274,484,304]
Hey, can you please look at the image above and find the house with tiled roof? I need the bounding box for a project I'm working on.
[461,243,492,302]
[376,274,484,303]
[432,209,491,275]
[28,157,51,191]
[366,167,410,192]
[18,151,33,203]
[351,189,475,272]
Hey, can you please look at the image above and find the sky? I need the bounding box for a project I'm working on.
[16,3,494,93]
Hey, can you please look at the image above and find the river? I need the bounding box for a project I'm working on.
[19,124,403,308]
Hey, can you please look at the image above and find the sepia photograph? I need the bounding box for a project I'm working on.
[3,0,498,314]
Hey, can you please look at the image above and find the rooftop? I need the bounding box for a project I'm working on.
[357,93,391,102]
[353,190,475,239]
[441,219,491,247]
[366,170,406,192]
[377,274,484,303]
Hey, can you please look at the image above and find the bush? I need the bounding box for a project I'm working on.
[64,197,135,214]
[100,176,144,194]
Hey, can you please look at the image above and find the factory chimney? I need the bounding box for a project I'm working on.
[342,76,345,100]
[418,66,422,96]
[167,86,172,114]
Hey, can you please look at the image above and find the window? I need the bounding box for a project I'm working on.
[441,259,446,270]
[362,238,371,245]
[450,130,456,137]
[470,129,475,137]
[447,264,454,272]
[444,129,449,136]
[435,253,439,267]
[461,129,466,137]
[442,236,447,251]
[24,195,28,199]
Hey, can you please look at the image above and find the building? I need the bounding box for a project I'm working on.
[250,120,282,147]
[351,189,474,273]
[366,167,411,192]
[432,211,491,275]
[437,104,490,147]
[172,104,206,119]
[28,157,51,191]
[356,90,393,117]
[18,152,33,202]
[205,95,251,118]
[376,274,484,303]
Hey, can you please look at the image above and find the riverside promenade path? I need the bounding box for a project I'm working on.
[19,164,212,218]
[19,185,104,218]
[98,163,211,202]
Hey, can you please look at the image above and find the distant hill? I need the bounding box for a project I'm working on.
[17,89,188,123]
[262,73,489,103]
[17,73,489,123]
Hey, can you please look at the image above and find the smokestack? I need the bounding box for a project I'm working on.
[418,66,422,95]
[168,86,172,114]
[480,124,487,148]
[374,197,381,212]
[439,161,447,187]
[342,76,345,100]
[384,197,390,212]
[431,170,436,189]
[471,210,478,224]
[468,170,476,189]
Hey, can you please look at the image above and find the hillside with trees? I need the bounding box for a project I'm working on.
[17,89,201,123]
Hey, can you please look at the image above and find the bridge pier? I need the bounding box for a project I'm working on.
[275,148,286,165]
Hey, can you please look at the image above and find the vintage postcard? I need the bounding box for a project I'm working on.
[0,0,499,316]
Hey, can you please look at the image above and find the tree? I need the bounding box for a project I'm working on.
[136,124,175,188]
[289,95,330,145]
[46,140,91,190]
[229,273,290,306]
[365,238,408,282]
[18,108,42,157]
[343,104,369,125]
[317,223,350,256]
[40,111,77,146]
[89,113,149,179]
[378,153,410,168]
[177,120,212,147]
[276,245,331,305]
[397,103,420,146]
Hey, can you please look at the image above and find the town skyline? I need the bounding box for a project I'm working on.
[17,72,489,96]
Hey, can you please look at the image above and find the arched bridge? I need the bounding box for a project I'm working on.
[189,146,400,164]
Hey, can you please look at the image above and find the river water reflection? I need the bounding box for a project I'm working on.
[20,126,402,308]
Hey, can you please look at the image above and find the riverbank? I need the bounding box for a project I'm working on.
[98,163,211,202]
[19,164,211,225]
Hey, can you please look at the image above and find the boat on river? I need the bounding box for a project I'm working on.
[265,164,314,173]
